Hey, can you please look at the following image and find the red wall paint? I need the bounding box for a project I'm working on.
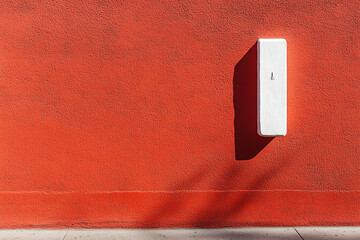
[0,0,359,228]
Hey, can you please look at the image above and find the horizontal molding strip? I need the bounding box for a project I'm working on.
[0,190,359,228]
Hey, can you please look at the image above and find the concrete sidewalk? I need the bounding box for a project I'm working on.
[1,227,360,240]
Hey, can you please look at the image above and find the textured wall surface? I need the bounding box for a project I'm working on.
[0,0,359,228]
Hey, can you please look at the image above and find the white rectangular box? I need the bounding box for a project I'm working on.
[257,39,287,136]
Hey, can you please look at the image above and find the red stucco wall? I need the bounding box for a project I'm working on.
[0,0,359,228]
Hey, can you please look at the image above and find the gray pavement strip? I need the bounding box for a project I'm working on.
[0,227,359,240]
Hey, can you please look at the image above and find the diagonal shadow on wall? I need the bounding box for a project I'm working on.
[233,43,274,160]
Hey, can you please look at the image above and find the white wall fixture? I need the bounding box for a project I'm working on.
[257,39,287,136]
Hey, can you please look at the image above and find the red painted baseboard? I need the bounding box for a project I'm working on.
[0,190,359,228]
